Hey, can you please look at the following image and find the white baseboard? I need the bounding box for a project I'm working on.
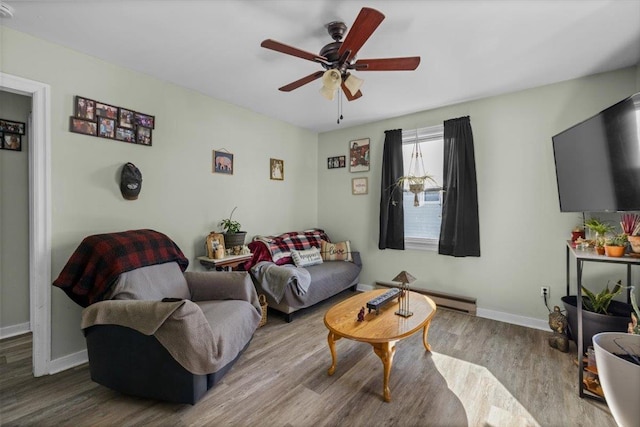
[49,349,88,374]
[0,322,30,339]
[356,284,548,331]
[477,308,548,331]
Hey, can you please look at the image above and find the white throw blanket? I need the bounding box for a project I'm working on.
[250,261,311,303]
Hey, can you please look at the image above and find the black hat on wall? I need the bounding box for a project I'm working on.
[120,162,142,200]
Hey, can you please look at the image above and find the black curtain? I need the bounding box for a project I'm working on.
[439,117,480,257]
[379,129,405,250]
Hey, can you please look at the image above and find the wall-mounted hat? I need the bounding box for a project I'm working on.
[120,162,142,200]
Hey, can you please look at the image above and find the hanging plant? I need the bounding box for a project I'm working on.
[395,138,438,206]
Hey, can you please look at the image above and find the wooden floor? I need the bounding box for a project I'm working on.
[1,290,616,426]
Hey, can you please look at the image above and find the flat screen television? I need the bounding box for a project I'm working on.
[552,92,640,212]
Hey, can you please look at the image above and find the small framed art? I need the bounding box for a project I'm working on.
[352,177,368,195]
[136,126,152,146]
[349,137,370,173]
[2,133,22,151]
[95,102,118,119]
[328,155,346,169]
[115,127,135,142]
[74,96,96,121]
[0,118,26,135]
[213,150,234,174]
[270,158,284,180]
[135,112,155,129]
[69,117,98,136]
[97,117,116,139]
[118,108,135,129]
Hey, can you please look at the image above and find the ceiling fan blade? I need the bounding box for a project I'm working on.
[279,71,325,92]
[261,39,328,64]
[341,82,363,101]
[353,57,421,71]
[337,7,385,62]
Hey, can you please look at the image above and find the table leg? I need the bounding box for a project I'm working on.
[422,320,433,352]
[327,331,341,375]
[372,341,397,402]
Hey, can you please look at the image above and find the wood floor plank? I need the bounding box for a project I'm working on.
[0,291,617,426]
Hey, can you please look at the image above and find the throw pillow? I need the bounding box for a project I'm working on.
[291,247,323,268]
[320,240,353,262]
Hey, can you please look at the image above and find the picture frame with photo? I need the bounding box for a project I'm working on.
[327,155,346,169]
[2,133,22,151]
[97,117,116,139]
[349,137,370,173]
[134,112,155,129]
[352,177,368,195]
[69,117,98,136]
[115,127,136,142]
[213,150,234,175]
[74,96,96,121]
[270,158,284,181]
[136,126,152,146]
[0,118,26,135]
[118,108,135,129]
[95,101,118,119]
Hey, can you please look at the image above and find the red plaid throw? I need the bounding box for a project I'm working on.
[246,229,329,268]
[53,229,188,307]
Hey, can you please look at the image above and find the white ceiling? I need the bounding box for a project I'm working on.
[2,0,639,133]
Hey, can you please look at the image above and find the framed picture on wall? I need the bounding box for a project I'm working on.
[328,155,346,169]
[95,102,118,119]
[74,96,96,121]
[352,177,368,195]
[213,150,234,174]
[349,137,370,172]
[97,117,116,139]
[115,127,135,142]
[118,108,135,129]
[69,117,98,136]
[134,112,155,129]
[0,118,26,135]
[136,126,152,146]
[270,158,284,180]
[2,133,22,151]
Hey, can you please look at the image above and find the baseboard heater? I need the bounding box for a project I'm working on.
[375,281,477,315]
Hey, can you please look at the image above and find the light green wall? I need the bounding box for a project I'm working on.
[318,67,638,322]
[0,91,30,329]
[0,26,318,358]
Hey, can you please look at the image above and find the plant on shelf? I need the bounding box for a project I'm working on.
[584,217,615,253]
[623,213,640,255]
[220,207,247,248]
[604,234,628,257]
[581,280,622,315]
[220,207,241,234]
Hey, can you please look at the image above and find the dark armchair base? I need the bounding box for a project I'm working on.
[84,325,248,405]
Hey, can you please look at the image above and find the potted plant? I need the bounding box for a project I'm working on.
[220,207,247,249]
[395,175,437,207]
[584,217,615,255]
[622,213,640,255]
[604,234,628,258]
[561,280,633,348]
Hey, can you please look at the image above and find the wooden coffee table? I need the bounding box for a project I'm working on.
[324,289,436,402]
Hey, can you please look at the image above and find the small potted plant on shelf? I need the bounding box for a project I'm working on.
[584,217,615,255]
[621,213,640,255]
[220,207,247,249]
[604,234,628,258]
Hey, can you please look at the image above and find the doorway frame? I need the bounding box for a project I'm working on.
[1,72,51,376]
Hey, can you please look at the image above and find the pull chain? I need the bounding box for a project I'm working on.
[337,88,343,124]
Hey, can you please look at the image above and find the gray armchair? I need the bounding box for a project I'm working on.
[81,262,261,404]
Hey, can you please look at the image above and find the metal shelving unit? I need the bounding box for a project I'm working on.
[565,241,639,400]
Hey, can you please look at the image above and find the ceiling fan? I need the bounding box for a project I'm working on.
[261,7,420,101]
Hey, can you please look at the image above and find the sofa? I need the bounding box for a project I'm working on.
[246,229,362,322]
[53,230,262,404]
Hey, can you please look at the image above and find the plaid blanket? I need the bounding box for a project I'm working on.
[246,229,329,268]
[53,229,188,307]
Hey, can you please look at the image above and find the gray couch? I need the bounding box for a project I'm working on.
[81,262,261,404]
[251,252,362,322]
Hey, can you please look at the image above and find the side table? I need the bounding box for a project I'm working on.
[198,254,252,271]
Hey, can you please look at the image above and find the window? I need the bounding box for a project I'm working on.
[402,125,444,250]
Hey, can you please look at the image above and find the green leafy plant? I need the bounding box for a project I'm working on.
[220,207,241,234]
[605,233,628,247]
[584,217,615,247]
[581,280,622,315]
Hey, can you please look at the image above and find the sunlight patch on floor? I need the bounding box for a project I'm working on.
[431,352,540,427]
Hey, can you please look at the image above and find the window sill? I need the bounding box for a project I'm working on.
[404,238,438,251]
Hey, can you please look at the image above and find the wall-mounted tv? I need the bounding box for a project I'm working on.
[552,92,640,212]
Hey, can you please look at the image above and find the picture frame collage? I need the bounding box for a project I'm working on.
[327,137,371,195]
[0,118,26,152]
[69,96,155,146]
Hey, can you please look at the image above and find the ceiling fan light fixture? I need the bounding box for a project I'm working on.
[319,85,337,101]
[321,69,342,90]
[343,73,364,96]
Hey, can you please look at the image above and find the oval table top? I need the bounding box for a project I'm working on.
[324,289,436,343]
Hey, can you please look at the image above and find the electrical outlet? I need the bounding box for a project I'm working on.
[540,286,550,297]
